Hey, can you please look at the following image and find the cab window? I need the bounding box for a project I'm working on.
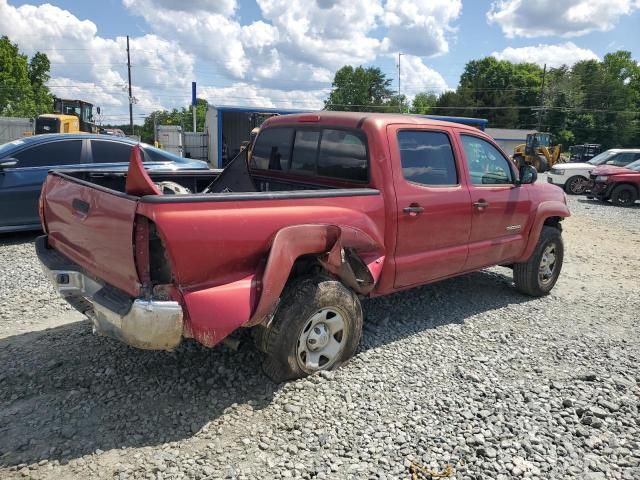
[397,131,457,186]
[251,127,368,182]
[461,135,513,185]
[250,127,293,171]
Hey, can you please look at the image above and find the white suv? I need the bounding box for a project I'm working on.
[547,149,640,194]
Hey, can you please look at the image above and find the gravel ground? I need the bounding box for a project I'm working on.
[0,193,639,480]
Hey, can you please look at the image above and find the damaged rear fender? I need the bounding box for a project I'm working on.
[182,224,384,347]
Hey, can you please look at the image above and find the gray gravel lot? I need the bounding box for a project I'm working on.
[0,193,639,480]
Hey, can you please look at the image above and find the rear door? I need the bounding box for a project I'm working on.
[0,139,86,228]
[457,133,532,270]
[389,126,472,288]
[42,173,141,296]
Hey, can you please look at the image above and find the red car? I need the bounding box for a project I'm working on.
[36,112,570,380]
[589,159,640,206]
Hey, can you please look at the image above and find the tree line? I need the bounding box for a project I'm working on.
[0,36,52,117]
[325,52,640,149]
[2,33,638,149]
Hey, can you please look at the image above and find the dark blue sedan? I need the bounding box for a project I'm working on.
[0,134,209,232]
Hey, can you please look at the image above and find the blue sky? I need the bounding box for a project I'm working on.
[2,0,639,123]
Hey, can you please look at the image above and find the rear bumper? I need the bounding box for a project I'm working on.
[35,235,183,351]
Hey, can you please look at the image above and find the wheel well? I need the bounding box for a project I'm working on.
[543,216,563,232]
[612,182,639,195]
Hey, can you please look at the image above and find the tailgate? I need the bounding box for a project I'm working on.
[42,173,141,297]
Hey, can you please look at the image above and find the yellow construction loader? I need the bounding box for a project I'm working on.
[513,132,562,173]
[35,98,98,134]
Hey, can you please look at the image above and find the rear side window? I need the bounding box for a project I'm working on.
[251,127,293,171]
[91,140,133,164]
[397,131,457,186]
[318,130,368,182]
[252,127,369,183]
[14,140,83,168]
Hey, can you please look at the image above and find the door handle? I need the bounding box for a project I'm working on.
[473,199,489,209]
[403,204,424,215]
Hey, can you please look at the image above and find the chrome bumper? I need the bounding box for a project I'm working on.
[36,236,183,351]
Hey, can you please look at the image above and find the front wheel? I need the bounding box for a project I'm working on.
[564,175,591,195]
[259,275,363,382]
[610,184,638,207]
[513,226,564,296]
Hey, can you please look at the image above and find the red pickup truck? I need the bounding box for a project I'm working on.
[37,112,570,381]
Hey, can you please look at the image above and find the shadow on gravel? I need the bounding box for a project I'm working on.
[360,268,530,351]
[576,198,640,209]
[0,268,530,467]
[0,231,40,247]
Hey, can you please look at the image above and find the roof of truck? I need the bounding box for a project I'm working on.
[265,111,485,132]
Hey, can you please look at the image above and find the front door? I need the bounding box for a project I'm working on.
[390,126,472,288]
[457,134,532,270]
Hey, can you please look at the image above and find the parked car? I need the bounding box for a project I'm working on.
[588,159,640,206]
[569,143,601,163]
[0,134,208,232]
[547,148,640,194]
[36,112,570,381]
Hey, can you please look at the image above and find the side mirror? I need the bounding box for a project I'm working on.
[518,164,537,185]
[0,158,18,169]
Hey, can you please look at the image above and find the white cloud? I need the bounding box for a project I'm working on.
[487,0,640,38]
[492,42,599,68]
[0,0,195,120]
[398,56,449,99]
[382,0,462,56]
[139,0,237,16]
[0,0,456,122]
[199,84,328,110]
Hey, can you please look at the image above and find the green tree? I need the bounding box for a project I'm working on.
[137,98,208,144]
[410,92,438,114]
[325,65,393,111]
[28,51,53,114]
[0,36,53,116]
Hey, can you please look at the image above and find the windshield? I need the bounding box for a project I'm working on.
[588,150,617,165]
[626,159,640,171]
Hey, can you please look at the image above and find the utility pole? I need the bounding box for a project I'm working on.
[126,35,133,135]
[537,63,547,132]
[153,112,158,146]
[397,53,403,113]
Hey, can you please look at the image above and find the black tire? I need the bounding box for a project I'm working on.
[564,175,590,195]
[610,184,638,207]
[535,155,549,173]
[259,275,363,382]
[513,226,564,297]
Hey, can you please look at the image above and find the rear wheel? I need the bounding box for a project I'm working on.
[610,184,638,207]
[564,175,591,195]
[259,275,363,382]
[514,226,563,297]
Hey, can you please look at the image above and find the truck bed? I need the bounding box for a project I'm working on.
[59,169,345,197]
